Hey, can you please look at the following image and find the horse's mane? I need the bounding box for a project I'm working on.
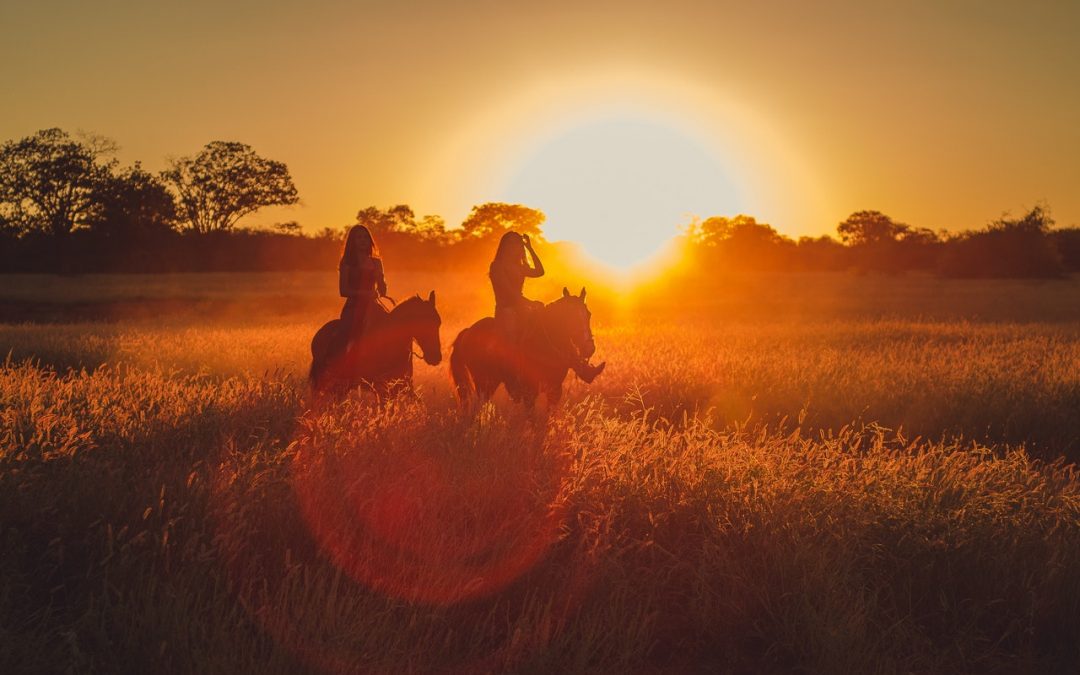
[392,294,429,315]
[544,293,586,317]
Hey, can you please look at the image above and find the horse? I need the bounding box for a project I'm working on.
[310,291,442,395]
[450,286,600,407]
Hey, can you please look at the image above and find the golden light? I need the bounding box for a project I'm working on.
[498,110,744,271]
[418,67,832,270]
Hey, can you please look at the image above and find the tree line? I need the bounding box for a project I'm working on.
[681,208,1079,278]
[1,127,1077,276]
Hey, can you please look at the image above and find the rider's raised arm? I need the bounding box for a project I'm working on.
[523,236,545,278]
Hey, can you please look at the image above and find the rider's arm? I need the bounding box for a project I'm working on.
[374,258,387,297]
[338,263,354,297]
[523,236,545,278]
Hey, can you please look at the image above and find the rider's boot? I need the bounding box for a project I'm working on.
[572,358,606,383]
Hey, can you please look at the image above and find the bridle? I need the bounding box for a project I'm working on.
[378,295,425,361]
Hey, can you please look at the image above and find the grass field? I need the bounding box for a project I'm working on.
[2,272,1080,672]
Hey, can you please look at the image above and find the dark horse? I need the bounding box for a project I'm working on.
[450,287,599,406]
[310,291,442,394]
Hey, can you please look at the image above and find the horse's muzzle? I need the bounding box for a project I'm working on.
[424,350,443,366]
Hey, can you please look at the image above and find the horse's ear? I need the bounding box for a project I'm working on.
[427,290,436,305]
[580,287,587,300]
[562,286,570,298]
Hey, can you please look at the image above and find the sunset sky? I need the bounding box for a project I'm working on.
[3,0,1079,264]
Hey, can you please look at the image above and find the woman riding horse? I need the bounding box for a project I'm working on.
[310,292,441,394]
[337,225,387,351]
[451,286,602,406]
[310,225,441,394]
[488,231,604,383]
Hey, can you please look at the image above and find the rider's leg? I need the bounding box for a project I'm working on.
[328,297,356,359]
[346,300,369,349]
[495,305,519,341]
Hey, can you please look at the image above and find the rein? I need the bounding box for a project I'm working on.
[377,295,397,310]
[387,296,428,363]
[375,295,426,361]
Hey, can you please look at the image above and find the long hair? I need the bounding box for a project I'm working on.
[492,231,525,267]
[341,225,379,267]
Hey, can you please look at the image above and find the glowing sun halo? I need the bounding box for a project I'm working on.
[498,112,744,271]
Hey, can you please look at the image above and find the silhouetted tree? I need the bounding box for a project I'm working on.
[354,204,451,242]
[939,206,1063,278]
[795,235,849,271]
[837,210,909,246]
[836,210,941,273]
[459,202,545,241]
[688,215,780,247]
[163,141,298,233]
[1051,227,1080,273]
[0,128,115,237]
[685,215,797,271]
[356,204,417,235]
[272,220,304,235]
[86,163,178,239]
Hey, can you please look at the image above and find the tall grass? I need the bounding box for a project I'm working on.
[2,272,1079,672]
[2,359,1079,672]
[4,317,1077,456]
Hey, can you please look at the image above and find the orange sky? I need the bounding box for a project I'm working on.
[3,0,1079,247]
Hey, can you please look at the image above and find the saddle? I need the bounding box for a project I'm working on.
[494,302,543,345]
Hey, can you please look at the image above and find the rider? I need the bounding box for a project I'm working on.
[488,231,604,383]
[336,225,387,354]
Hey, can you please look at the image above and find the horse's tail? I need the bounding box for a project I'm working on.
[309,340,327,389]
[449,328,475,403]
[309,320,337,391]
[309,351,325,388]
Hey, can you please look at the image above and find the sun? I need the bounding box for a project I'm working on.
[496,110,744,271]
[417,71,832,268]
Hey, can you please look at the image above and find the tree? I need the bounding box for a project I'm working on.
[163,141,298,233]
[835,210,944,273]
[0,128,115,236]
[688,215,785,247]
[86,163,178,239]
[795,235,849,271]
[939,206,1063,278]
[837,210,909,246]
[355,204,452,244]
[356,204,414,234]
[459,202,545,241]
[989,204,1054,235]
[685,215,795,271]
[1051,227,1080,273]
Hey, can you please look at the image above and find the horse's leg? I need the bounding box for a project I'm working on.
[540,367,571,408]
[543,382,563,407]
[509,376,540,408]
[474,371,499,401]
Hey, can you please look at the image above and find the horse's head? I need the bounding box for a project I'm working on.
[394,291,442,366]
[552,286,597,359]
